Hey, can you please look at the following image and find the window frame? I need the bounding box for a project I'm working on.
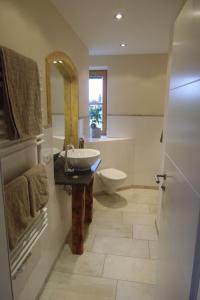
[89,70,107,135]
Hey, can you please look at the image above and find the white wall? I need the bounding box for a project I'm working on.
[0,1,89,299]
[90,54,168,116]
[85,138,134,193]
[107,116,163,186]
[89,54,168,186]
[0,0,89,122]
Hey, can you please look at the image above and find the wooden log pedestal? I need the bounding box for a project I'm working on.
[54,157,101,255]
[71,178,94,254]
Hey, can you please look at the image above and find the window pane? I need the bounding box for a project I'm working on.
[89,78,103,104]
[89,104,103,130]
[89,77,103,131]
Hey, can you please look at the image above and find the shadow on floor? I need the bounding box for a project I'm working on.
[95,193,128,209]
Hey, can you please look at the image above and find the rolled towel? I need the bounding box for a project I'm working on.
[24,164,49,217]
[4,176,33,250]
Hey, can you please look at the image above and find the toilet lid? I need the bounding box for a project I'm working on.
[100,168,127,180]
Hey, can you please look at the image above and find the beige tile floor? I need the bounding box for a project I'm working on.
[40,188,159,300]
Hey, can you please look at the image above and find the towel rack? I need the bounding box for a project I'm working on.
[36,139,44,146]
[0,134,48,280]
[36,133,44,164]
[10,207,48,279]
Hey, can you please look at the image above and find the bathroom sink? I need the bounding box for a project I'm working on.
[60,148,100,170]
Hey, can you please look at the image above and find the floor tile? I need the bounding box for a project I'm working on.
[94,194,150,213]
[131,188,159,197]
[117,188,142,200]
[88,223,132,238]
[123,212,156,226]
[137,196,159,205]
[133,225,158,241]
[116,280,155,300]
[117,189,159,204]
[103,255,157,284]
[84,234,95,251]
[92,236,149,258]
[120,203,150,213]
[115,193,139,204]
[41,188,158,299]
[94,193,131,210]
[149,241,158,260]
[54,247,105,277]
[149,204,159,214]
[93,209,123,224]
[40,271,117,300]
[117,188,137,197]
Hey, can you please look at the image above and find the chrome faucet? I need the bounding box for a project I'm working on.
[64,144,75,173]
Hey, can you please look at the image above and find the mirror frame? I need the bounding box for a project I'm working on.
[46,51,79,147]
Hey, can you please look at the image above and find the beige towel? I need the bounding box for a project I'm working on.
[0,49,16,138]
[4,176,33,250]
[0,46,42,139]
[24,164,49,217]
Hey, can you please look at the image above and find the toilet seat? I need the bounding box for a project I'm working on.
[99,168,127,180]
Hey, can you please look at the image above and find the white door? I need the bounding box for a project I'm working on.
[157,0,200,299]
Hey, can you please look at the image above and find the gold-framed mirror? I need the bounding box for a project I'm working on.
[46,51,79,147]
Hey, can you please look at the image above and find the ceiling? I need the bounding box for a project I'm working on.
[51,0,185,55]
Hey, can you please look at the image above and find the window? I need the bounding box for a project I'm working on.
[89,70,107,135]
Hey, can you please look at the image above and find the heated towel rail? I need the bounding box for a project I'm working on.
[0,135,48,280]
[10,208,48,279]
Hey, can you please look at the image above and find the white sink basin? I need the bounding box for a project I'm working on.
[61,148,100,170]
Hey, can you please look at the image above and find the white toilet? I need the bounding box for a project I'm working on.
[97,168,127,194]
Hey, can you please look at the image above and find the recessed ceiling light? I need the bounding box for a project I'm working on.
[114,13,124,20]
[120,43,127,47]
[58,60,63,64]
[53,60,57,64]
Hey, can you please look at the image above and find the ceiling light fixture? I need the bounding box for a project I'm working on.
[58,60,63,64]
[114,13,124,20]
[120,43,127,47]
[53,60,57,64]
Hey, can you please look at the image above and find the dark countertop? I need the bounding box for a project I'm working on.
[54,157,101,186]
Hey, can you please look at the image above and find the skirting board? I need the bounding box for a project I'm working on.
[130,185,158,190]
[94,184,158,196]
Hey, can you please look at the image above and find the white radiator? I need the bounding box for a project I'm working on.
[0,134,48,280]
[10,207,48,279]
